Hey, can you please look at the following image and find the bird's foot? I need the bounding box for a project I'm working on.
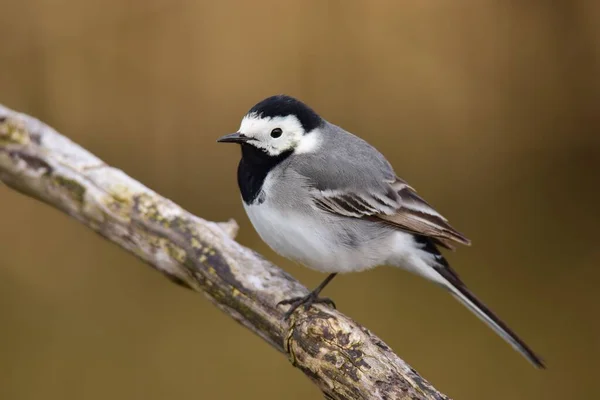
[277,292,336,320]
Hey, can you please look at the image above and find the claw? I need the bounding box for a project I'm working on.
[319,298,336,309]
[277,292,336,320]
[277,273,338,320]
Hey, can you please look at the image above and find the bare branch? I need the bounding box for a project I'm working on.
[0,104,449,400]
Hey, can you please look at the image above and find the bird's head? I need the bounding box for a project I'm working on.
[217,95,324,156]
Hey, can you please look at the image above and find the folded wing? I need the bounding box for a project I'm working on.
[312,176,470,249]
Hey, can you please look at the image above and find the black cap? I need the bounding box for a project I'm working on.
[247,95,324,132]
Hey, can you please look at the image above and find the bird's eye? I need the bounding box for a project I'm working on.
[270,128,283,138]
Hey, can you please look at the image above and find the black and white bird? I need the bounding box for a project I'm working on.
[217,94,544,368]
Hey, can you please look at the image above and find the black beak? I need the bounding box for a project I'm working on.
[216,132,249,144]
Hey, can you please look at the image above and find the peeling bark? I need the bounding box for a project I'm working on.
[0,104,449,400]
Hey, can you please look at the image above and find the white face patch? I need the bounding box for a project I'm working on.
[239,113,320,156]
[295,130,322,154]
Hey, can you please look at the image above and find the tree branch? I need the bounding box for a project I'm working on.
[0,104,449,400]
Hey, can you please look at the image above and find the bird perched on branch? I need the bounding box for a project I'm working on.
[217,94,544,368]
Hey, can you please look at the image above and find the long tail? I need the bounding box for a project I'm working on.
[443,276,546,368]
[405,234,545,367]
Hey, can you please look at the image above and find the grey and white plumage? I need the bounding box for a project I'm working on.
[218,94,544,368]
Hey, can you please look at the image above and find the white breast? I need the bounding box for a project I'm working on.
[244,201,330,272]
[243,199,395,273]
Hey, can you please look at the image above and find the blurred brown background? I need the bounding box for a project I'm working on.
[1,1,599,399]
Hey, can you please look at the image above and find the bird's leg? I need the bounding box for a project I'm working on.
[277,273,338,319]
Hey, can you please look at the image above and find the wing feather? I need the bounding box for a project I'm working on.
[311,177,471,249]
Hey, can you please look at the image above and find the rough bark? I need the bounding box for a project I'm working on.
[0,104,449,400]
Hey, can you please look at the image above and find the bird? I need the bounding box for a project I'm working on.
[217,94,545,368]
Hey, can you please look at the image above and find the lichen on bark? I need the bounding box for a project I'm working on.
[0,116,31,145]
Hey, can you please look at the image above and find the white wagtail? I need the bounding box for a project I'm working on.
[217,95,544,368]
